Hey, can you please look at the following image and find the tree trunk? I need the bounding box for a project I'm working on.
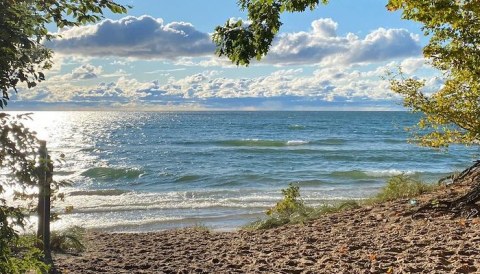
[445,160,480,217]
[416,160,480,218]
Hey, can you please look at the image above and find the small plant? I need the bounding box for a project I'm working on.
[189,223,210,232]
[244,174,435,231]
[266,183,309,219]
[246,184,317,230]
[244,185,362,230]
[308,200,360,219]
[0,234,49,274]
[50,226,86,254]
[372,174,435,203]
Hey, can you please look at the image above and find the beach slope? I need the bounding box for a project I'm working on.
[54,180,480,273]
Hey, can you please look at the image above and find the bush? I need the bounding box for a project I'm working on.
[372,174,435,203]
[0,114,50,274]
[244,184,310,230]
[50,226,86,254]
[266,183,310,219]
[0,228,49,274]
[308,200,360,219]
[245,184,362,230]
[244,174,436,230]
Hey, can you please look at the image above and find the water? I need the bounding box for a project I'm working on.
[7,111,477,232]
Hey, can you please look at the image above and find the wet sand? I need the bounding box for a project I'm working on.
[54,179,480,273]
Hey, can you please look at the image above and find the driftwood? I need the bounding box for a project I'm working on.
[415,160,480,218]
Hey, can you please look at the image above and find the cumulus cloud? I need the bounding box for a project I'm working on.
[16,62,444,110]
[156,67,397,102]
[344,28,420,64]
[19,66,388,104]
[47,64,103,82]
[46,15,214,59]
[70,64,103,80]
[45,16,421,67]
[400,58,427,74]
[265,19,421,65]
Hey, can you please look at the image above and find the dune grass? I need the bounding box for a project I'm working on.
[244,174,438,230]
[50,226,86,254]
[368,174,437,204]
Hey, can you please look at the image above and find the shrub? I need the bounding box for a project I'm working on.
[0,231,49,274]
[372,174,436,203]
[50,226,86,254]
[266,183,310,219]
[244,184,310,230]
[245,174,436,230]
[308,200,360,219]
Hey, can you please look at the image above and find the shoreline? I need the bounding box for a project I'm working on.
[53,177,480,273]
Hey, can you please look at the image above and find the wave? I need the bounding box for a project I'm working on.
[294,179,327,186]
[382,138,407,144]
[53,170,77,176]
[57,200,274,214]
[175,175,204,183]
[288,124,306,130]
[176,138,350,148]
[330,169,416,180]
[217,139,309,147]
[312,138,347,146]
[81,167,144,180]
[78,147,96,152]
[68,189,130,196]
[235,148,320,155]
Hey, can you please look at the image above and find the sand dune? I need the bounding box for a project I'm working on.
[54,179,480,273]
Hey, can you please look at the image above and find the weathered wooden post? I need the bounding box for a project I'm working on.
[37,140,52,265]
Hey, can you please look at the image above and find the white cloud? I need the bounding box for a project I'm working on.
[400,58,426,74]
[45,16,421,68]
[47,15,214,59]
[265,19,421,66]
[15,62,445,110]
[145,68,187,74]
[70,64,103,80]
[48,64,103,82]
[110,60,128,66]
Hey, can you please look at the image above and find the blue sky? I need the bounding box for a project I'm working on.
[11,0,441,111]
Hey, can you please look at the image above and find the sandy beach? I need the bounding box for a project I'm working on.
[53,179,480,273]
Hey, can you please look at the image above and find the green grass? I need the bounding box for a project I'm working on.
[244,200,361,230]
[188,223,211,232]
[368,174,436,204]
[244,174,438,230]
[50,226,86,254]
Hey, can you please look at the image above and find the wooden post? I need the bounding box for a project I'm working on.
[37,140,52,265]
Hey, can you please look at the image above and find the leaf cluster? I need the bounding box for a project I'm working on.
[386,0,480,148]
[213,0,328,65]
[0,0,128,108]
[266,183,309,219]
[0,231,49,274]
[0,113,69,272]
[50,226,86,254]
[245,183,360,230]
[370,174,435,203]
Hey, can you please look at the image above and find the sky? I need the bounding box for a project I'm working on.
[11,0,442,111]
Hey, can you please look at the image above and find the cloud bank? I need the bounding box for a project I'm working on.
[47,16,421,66]
[47,15,214,59]
[267,18,421,65]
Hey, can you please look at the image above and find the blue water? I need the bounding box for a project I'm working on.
[19,111,476,231]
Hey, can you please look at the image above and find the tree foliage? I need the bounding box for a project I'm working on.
[0,0,128,108]
[387,0,480,148]
[1,1,127,272]
[213,0,329,66]
[0,113,48,273]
